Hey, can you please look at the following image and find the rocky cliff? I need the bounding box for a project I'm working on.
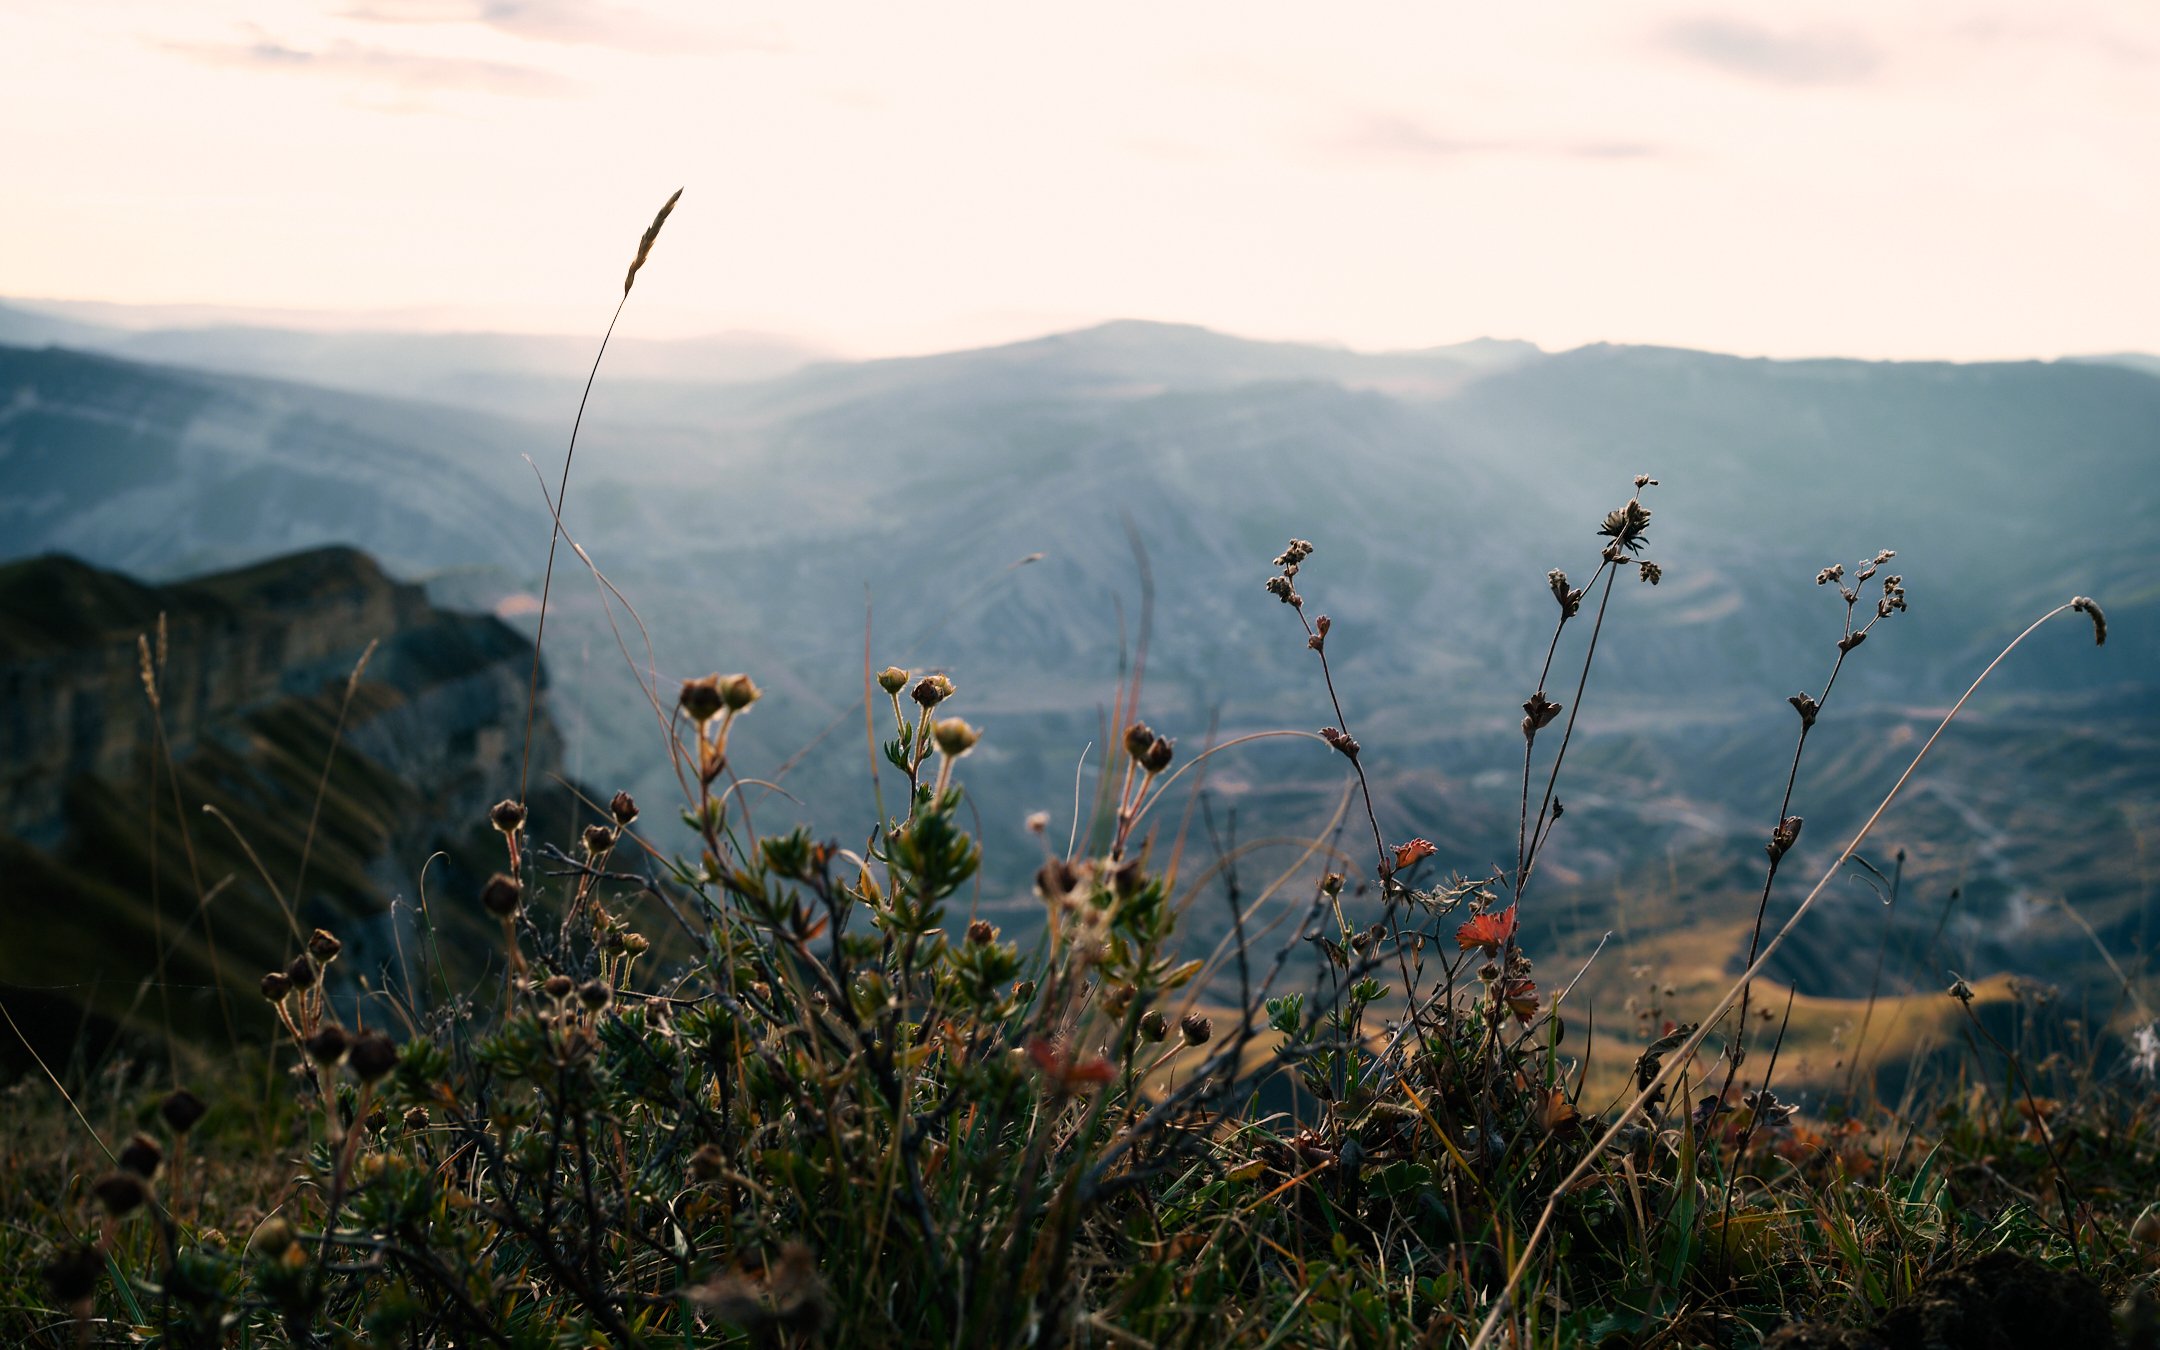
[0,546,578,1070]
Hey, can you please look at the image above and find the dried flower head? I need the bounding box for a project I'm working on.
[92,1172,147,1218]
[1816,564,1845,587]
[307,928,342,964]
[543,973,574,1000]
[578,980,613,1011]
[1638,561,1662,585]
[1318,726,1360,759]
[259,970,293,1002]
[1140,733,1174,775]
[679,676,726,724]
[911,674,955,708]
[583,823,618,855]
[1788,692,1820,728]
[1179,1012,1213,1046]
[966,919,996,945]
[159,1088,207,1136]
[481,873,523,917]
[1025,810,1050,834]
[1598,500,1653,553]
[1272,538,1314,568]
[718,673,761,711]
[1948,975,1975,1004]
[609,790,639,826]
[43,1244,102,1303]
[1766,815,1804,862]
[304,1026,350,1065]
[347,1032,398,1082]
[284,954,317,991]
[1522,690,1562,737]
[117,1132,164,1180]
[489,799,527,833]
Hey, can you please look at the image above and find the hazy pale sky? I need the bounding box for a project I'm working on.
[4,1,2156,359]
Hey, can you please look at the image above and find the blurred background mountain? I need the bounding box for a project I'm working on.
[2,300,2152,1080]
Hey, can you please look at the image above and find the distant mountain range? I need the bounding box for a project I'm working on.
[2,305,2154,1055]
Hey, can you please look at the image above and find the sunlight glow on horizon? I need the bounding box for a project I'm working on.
[4,1,2157,362]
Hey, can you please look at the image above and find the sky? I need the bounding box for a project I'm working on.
[3,1,2156,360]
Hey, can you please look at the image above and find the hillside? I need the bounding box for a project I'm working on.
[0,547,578,1071]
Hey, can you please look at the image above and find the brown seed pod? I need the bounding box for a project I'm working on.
[480,873,523,917]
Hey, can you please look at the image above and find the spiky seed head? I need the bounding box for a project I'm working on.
[348,1032,398,1082]
[159,1088,207,1136]
[480,873,522,917]
[489,799,527,833]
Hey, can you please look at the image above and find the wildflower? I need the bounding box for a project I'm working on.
[911,674,955,708]
[1522,691,1562,736]
[1788,692,1820,728]
[1264,574,1300,606]
[609,790,639,825]
[1457,904,1519,956]
[583,823,617,854]
[489,799,527,833]
[1598,500,1653,553]
[1548,569,1581,617]
[1638,561,1661,585]
[1503,978,1540,1023]
[967,919,996,944]
[577,980,613,1012]
[1392,838,1437,871]
[1272,538,1314,569]
[1816,564,1844,586]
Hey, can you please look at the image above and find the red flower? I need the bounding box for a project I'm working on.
[1391,838,1438,871]
[1456,905,1518,956]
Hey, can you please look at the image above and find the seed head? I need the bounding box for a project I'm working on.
[1025,810,1050,834]
[609,790,639,826]
[481,872,523,917]
[117,1132,164,1180]
[159,1088,208,1136]
[578,979,613,1011]
[543,973,574,1000]
[967,919,996,945]
[489,799,527,834]
[1766,815,1804,862]
[307,928,342,964]
[911,674,955,709]
[1788,692,1820,729]
[1948,976,1975,1004]
[876,666,910,695]
[92,1172,147,1218]
[304,1026,350,1066]
[1140,734,1174,775]
[259,971,293,1002]
[1318,726,1359,759]
[284,954,318,992]
[1140,1009,1168,1042]
[1179,1013,1213,1046]
[1123,722,1155,760]
[403,1106,429,1132]
[347,1032,398,1082]
[679,675,725,724]
[583,823,618,855]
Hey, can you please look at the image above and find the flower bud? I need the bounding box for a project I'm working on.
[1140,1009,1168,1042]
[877,666,910,694]
[1140,734,1174,775]
[1123,722,1155,760]
[489,799,527,833]
[92,1172,147,1218]
[259,971,293,1002]
[307,928,342,964]
[578,980,613,1011]
[1179,1013,1212,1046]
[932,718,980,756]
[284,954,317,992]
[583,823,617,855]
[609,790,639,826]
[718,673,761,711]
[967,919,996,944]
[542,973,574,1000]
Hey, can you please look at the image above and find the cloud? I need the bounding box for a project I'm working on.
[169,34,577,98]
[338,1,787,57]
[1658,16,1882,86]
[1338,116,1660,163]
